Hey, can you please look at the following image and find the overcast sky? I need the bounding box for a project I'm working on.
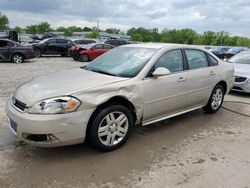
[1,0,250,37]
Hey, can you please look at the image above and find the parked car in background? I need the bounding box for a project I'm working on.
[228,51,250,93]
[68,39,97,60]
[0,30,19,42]
[6,43,234,151]
[30,32,59,43]
[104,39,130,46]
[77,43,114,62]
[0,39,34,63]
[33,38,74,57]
[208,47,230,59]
[224,47,246,59]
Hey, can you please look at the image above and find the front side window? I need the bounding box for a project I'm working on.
[46,39,56,44]
[154,50,184,73]
[185,50,208,69]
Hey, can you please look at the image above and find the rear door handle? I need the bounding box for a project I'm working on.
[209,71,215,75]
[178,76,187,82]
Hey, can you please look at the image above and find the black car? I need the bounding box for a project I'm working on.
[104,39,130,46]
[33,38,74,57]
[0,39,34,63]
[71,39,97,45]
[30,32,59,43]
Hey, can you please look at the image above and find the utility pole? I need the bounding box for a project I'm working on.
[96,20,99,39]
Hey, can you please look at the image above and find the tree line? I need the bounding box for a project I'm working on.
[1,12,250,47]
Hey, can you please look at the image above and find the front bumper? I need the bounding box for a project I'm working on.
[5,97,95,147]
[232,77,250,93]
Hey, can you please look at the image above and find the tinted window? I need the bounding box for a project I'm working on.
[56,39,68,44]
[185,50,208,69]
[46,39,56,44]
[94,44,103,49]
[154,50,184,73]
[103,44,113,49]
[208,54,218,66]
[0,40,8,47]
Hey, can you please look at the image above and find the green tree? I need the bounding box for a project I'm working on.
[0,12,9,30]
[64,29,73,36]
[25,24,37,34]
[56,26,67,32]
[105,28,120,34]
[83,27,92,32]
[14,26,22,33]
[36,22,52,34]
[131,33,143,41]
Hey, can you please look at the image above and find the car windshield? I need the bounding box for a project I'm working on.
[84,47,157,78]
[229,52,250,64]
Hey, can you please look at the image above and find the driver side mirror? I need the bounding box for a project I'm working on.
[152,67,171,77]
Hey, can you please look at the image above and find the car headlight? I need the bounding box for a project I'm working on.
[28,96,81,114]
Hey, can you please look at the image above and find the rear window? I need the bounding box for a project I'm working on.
[0,40,8,47]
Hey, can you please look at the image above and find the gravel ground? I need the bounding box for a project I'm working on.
[0,57,250,188]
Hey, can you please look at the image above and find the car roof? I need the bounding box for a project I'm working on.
[122,43,206,50]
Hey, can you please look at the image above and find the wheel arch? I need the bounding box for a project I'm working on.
[216,80,227,93]
[85,96,137,140]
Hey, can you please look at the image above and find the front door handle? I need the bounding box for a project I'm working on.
[178,76,187,82]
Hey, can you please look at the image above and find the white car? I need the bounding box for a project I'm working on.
[6,43,234,151]
[228,51,250,93]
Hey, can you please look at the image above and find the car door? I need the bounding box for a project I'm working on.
[184,49,217,108]
[91,44,104,59]
[0,40,11,61]
[142,49,188,123]
[44,39,57,55]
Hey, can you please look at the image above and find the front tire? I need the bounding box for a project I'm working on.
[90,105,134,152]
[34,49,42,58]
[79,54,89,62]
[203,84,225,113]
[12,54,24,64]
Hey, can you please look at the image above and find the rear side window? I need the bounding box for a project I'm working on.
[103,44,113,49]
[94,44,103,49]
[56,39,68,44]
[154,50,184,73]
[185,50,208,69]
[208,54,218,66]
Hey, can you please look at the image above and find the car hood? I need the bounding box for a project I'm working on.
[14,68,129,106]
[233,63,250,77]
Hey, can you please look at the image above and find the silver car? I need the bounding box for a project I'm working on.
[228,51,250,93]
[5,43,234,151]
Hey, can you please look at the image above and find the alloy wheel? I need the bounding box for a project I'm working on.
[98,111,129,146]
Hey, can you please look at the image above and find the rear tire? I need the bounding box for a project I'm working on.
[12,53,24,64]
[203,84,225,113]
[90,105,134,152]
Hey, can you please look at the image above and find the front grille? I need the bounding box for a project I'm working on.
[12,97,27,111]
[235,76,247,82]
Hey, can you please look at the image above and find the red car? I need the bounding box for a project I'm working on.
[77,43,114,62]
